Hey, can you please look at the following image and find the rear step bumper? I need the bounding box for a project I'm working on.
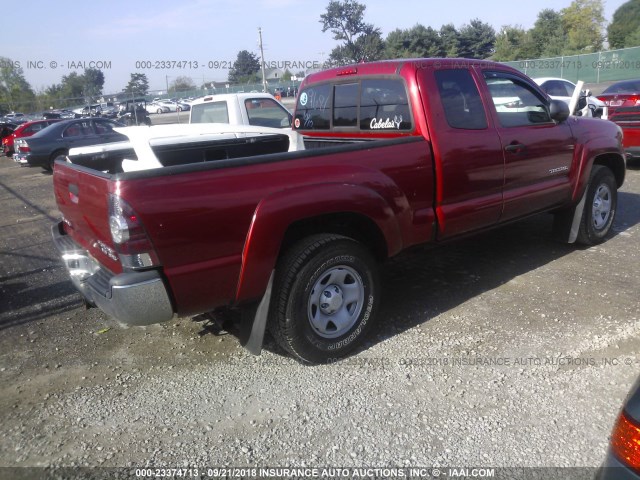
[52,222,174,326]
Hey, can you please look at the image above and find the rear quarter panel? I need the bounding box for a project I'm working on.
[116,139,434,314]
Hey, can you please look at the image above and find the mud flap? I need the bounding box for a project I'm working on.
[553,189,587,244]
[241,270,274,355]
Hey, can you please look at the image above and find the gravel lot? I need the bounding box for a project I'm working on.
[1,155,639,477]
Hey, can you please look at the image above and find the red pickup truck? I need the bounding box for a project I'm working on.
[52,59,626,364]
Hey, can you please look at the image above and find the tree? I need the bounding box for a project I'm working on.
[439,24,460,57]
[457,19,496,59]
[625,26,640,47]
[82,68,105,99]
[228,50,261,83]
[0,57,35,113]
[561,0,605,53]
[607,0,640,49]
[530,9,566,58]
[170,76,196,93]
[320,0,384,65]
[385,24,444,59]
[123,73,149,96]
[282,69,293,81]
[493,26,527,61]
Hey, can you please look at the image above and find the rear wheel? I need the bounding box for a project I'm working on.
[46,150,68,171]
[577,165,617,245]
[269,234,379,364]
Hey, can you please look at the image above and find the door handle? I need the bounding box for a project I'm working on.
[505,143,526,153]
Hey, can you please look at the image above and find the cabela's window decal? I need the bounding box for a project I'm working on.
[370,115,404,129]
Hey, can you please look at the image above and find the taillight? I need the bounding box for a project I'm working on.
[610,410,640,472]
[108,193,160,270]
[17,141,30,153]
[626,95,640,106]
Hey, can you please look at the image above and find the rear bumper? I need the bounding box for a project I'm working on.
[626,147,640,160]
[52,222,174,326]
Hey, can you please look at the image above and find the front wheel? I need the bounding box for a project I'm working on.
[269,234,379,364]
[577,165,617,245]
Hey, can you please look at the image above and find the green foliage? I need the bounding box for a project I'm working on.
[439,24,460,57]
[530,9,566,57]
[123,73,149,96]
[608,0,640,49]
[385,25,444,58]
[494,26,530,61]
[228,50,261,83]
[625,27,640,47]
[82,68,105,99]
[170,76,195,93]
[561,0,605,53]
[0,57,35,113]
[457,19,496,59]
[320,0,384,65]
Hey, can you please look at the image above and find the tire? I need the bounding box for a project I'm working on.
[576,165,617,245]
[269,234,379,364]
[46,150,68,171]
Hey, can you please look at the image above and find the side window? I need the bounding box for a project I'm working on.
[541,80,574,97]
[435,69,487,130]
[294,83,332,130]
[93,120,114,134]
[333,83,358,127]
[63,122,89,138]
[484,72,551,127]
[559,81,578,97]
[190,102,229,123]
[244,98,292,128]
[360,79,412,130]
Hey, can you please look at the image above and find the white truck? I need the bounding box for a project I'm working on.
[189,93,292,128]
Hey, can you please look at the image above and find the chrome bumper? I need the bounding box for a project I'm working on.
[51,222,174,326]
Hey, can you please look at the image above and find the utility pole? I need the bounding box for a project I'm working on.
[258,27,268,93]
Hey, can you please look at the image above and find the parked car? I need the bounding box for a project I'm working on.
[157,101,178,113]
[146,102,170,114]
[176,102,190,112]
[51,58,625,364]
[14,118,126,170]
[597,79,640,162]
[597,377,640,479]
[0,122,18,153]
[3,119,62,156]
[533,77,605,117]
[597,79,640,114]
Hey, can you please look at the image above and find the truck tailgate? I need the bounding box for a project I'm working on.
[53,162,122,274]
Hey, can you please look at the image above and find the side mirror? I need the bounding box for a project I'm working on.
[549,99,570,122]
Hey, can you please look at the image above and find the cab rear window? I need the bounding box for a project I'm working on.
[294,78,412,131]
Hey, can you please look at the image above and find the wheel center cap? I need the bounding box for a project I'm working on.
[320,285,344,315]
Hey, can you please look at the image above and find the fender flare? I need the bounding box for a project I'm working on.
[235,183,403,303]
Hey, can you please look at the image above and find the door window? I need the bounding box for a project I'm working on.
[484,72,551,127]
[435,69,487,130]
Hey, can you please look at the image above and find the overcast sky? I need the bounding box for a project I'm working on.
[4,0,628,94]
